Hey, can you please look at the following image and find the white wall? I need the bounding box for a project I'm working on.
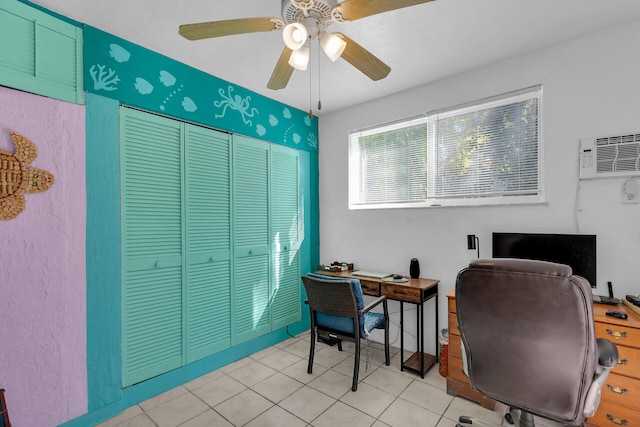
[318,20,640,355]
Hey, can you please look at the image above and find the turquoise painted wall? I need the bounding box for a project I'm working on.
[84,26,318,152]
[79,24,320,427]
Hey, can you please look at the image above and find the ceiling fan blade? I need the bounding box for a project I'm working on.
[267,47,295,90]
[179,17,283,40]
[336,0,435,21]
[335,33,390,81]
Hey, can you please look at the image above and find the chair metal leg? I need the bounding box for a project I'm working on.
[308,328,316,374]
[352,338,360,391]
[384,319,390,366]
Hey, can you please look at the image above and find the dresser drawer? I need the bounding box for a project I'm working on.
[448,351,469,383]
[449,312,460,336]
[589,398,640,427]
[448,296,456,314]
[601,372,640,410]
[449,333,462,360]
[611,344,640,380]
[595,321,640,348]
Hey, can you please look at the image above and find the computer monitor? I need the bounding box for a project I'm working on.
[492,232,597,288]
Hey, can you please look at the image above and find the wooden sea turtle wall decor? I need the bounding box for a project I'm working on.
[0,131,54,220]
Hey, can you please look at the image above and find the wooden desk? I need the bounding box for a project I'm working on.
[317,270,439,378]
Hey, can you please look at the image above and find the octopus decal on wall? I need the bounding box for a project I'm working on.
[214,86,258,126]
[0,131,54,220]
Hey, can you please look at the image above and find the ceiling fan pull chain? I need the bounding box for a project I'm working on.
[317,44,322,112]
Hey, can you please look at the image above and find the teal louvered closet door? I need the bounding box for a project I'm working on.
[270,145,301,329]
[121,108,184,386]
[0,0,83,103]
[185,124,232,363]
[232,135,271,344]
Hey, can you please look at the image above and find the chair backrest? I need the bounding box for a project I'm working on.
[455,259,597,426]
[301,274,365,337]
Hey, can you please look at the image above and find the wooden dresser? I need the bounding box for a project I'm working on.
[446,292,640,425]
[588,303,640,427]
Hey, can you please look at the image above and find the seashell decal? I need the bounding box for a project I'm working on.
[256,125,266,137]
[304,115,312,126]
[109,43,131,63]
[159,70,176,87]
[182,97,197,112]
[282,108,292,119]
[134,78,154,95]
[292,133,301,144]
[268,114,278,127]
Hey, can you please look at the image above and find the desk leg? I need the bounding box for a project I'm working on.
[400,300,404,371]
[435,294,439,366]
[419,301,424,378]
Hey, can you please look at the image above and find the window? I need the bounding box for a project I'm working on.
[349,87,542,209]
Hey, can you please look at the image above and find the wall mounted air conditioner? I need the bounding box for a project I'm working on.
[579,133,640,179]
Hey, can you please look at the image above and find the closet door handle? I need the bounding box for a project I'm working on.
[154,261,162,268]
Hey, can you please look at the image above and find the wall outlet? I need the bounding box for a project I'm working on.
[621,179,639,204]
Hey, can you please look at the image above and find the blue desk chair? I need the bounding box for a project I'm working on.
[301,274,390,391]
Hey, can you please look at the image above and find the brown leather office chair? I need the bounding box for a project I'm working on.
[301,273,390,391]
[455,259,618,427]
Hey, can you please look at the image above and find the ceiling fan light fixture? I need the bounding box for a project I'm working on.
[319,31,346,61]
[288,45,310,70]
[282,22,308,50]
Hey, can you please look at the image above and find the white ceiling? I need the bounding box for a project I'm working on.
[29,0,640,115]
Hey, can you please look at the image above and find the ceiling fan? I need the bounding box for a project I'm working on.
[179,0,435,90]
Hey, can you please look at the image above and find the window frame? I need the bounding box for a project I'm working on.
[348,86,544,210]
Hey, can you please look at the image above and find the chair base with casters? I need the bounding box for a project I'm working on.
[302,274,390,391]
[454,259,619,427]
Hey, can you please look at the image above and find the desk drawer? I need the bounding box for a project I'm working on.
[359,279,381,296]
[589,398,640,427]
[381,283,421,303]
[595,322,640,348]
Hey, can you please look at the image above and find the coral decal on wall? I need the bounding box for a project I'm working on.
[0,131,54,220]
[90,64,120,91]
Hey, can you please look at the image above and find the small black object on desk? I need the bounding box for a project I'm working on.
[606,310,628,320]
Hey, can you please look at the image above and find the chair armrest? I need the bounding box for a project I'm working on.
[583,338,619,418]
[597,338,618,368]
[359,296,387,315]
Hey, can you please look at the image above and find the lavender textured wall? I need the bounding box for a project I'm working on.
[0,86,87,426]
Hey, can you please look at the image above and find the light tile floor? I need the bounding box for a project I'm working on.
[96,332,560,427]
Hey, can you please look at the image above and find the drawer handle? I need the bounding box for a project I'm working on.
[605,329,627,339]
[394,291,408,295]
[617,359,628,366]
[606,384,628,395]
[606,414,628,426]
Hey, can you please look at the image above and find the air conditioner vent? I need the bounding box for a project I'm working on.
[579,133,640,179]
[596,134,640,145]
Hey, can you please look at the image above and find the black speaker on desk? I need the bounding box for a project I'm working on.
[409,258,420,279]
